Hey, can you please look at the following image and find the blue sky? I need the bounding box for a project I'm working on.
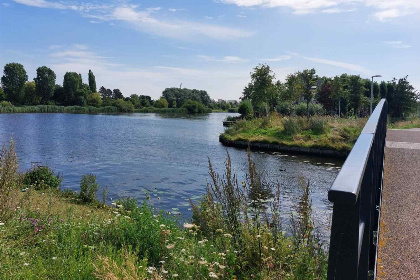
[1,0,419,100]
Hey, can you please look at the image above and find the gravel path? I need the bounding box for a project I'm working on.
[377,129,420,280]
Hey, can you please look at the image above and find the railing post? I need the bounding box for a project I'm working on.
[327,200,360,280]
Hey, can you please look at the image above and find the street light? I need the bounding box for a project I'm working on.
[370,75,382,115]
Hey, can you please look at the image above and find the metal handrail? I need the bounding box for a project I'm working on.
[327,99,388,280]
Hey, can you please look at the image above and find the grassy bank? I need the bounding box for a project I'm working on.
[0,105,213,114]
[388,118,420,129]
[221,114,366,152]
[0,140,327,280]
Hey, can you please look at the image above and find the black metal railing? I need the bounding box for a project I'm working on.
[327,99,388,280]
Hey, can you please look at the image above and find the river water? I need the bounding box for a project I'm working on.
[0,112,343,236]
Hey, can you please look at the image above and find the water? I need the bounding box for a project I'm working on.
[0,112,343,236]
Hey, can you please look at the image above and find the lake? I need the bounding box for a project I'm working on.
[0,112,342,235]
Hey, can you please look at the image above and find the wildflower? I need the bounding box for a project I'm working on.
[183,223,196,229]
[19,252,25,256]
[147,267,156,274]
[166,244,175,250]
[0,222,5,226]
[223,233,232,238]
[160,224,166,229]
[209,272,218,278]
[219,264,226,269]
[270,247,276,251]
[24,263,29,266]
[216,229,223,234]
[162,268,168,274]
[52,257,57,260]
[172,274,179,278]
[177,237,184,240]
[181,249,186,253]
[256,234,261,238]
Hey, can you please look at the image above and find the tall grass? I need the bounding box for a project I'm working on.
[0,141,327,279]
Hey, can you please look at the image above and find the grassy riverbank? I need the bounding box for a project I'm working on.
[0,140,327,280]
[221,114,366,152]
[387,118,420,129]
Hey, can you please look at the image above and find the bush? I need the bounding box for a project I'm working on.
[276,102,292,116]
[79,174,99,203]
[154,97,168,108]
[182,99,206,114]
[238,100,253,118]
[0,101,12,107]
[23,166,62,190]
[282,118,301,135]
[294,102,325,117]
[310,118,328,134]
[116,197,138,211]
[227,108,238,113]
[114,99,134,113]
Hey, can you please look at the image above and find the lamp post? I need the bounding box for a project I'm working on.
[371,75,382,115]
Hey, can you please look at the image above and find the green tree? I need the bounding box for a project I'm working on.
[88,70,96,93]
[87,92,102,107]
[113,89,123,99]
[154,97,169,108]
[0,87,5,101]
[388,76,418,118]
[246,64,277,112]
[238,99,253,118]
[315,78,336,114]
[23,81,41,105]
[34,66,56,104]
[380,81,388,99]
[298,68,317,119]
[1,63,28,104]
[347,75,365,116]
[182,99,206,114]
[63,72,83,105]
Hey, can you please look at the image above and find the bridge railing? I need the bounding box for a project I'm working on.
[327,99,388,280]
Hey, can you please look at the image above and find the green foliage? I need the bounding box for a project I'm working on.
[63,72,83,105]
[1,63,28,104]
[387,76,419,118]
[116,197,138,212]
[276,102,292,116]
[310,118,328,134]
[23,81,41,105]
[154,97,168,108]
[34,66,56,104]
[162,87,211,108]
[294,103,325,117]
[238,99,253,118]
[88,70,96,93]
[86,92,102,107]
[282,118,301,135]
[245,64,279,111]
[79,174,99,203]
[0,100,12,107]
[182,99,206,114]
[23,166,62,190]
[113,98,134,112]
[0,87,4,101]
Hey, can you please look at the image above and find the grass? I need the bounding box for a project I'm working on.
[0,140,328,279]
[221,114,367,152]
[388,117,420,129]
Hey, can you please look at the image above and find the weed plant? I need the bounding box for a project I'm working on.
[23,165,62,190]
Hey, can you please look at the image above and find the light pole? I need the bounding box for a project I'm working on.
[370,75,382,115]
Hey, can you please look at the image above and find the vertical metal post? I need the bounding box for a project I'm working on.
[370,77,374,115]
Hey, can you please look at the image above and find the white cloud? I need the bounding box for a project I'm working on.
[219,0,420,20]
[198,55,249,63]
[11,0,253,41]
[261,55,292,62]
[237,14,247,17]
[303,56,371,74]
[384,41,412,49]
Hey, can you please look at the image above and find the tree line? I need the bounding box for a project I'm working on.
[241,64,419,119]
[0,63,220,113]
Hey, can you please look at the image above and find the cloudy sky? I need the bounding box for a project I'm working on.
[0,0,419,100]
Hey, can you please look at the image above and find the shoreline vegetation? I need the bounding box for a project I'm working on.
[0,140,327,279]
[220,114,366,155]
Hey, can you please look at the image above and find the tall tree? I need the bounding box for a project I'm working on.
[88,70,96,93]
[113,89,123,99]
[388,77,418,118]
[34,66,56,104]
[245,64,277,112]
[316,78,336,114]
[298,68,317,119]
[23,81,40,105]
[347,75,365,116]
[1,63,28,104]
[380,81,388,99]
[63,72,82,105]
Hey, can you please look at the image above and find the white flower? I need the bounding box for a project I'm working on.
[52,257,57,260]
[172,274,179,277]
[209,272,218,278]
[0,222,4,226]
[24,263,29,266]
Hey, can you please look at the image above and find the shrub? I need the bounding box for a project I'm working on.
[79,174,99,203]
[114,99,134,113]
[310,118,328,134]
[276,102,292,116]
[23,166,61,190]
[87,92,102,107]
[0,101,12,107]
[182,99,206,114]
[154,97,168,108]
[294,102,325,117]
[227,108,238,113]
[116,197,138,211]
[282,118,301,135]
[238,99,253,118]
